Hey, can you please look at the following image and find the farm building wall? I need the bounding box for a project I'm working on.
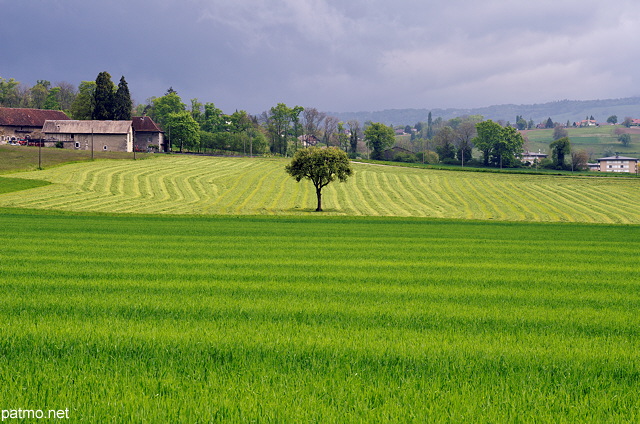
[133,131,164,152]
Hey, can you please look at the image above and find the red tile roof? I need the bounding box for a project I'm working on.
[132,116,162,132]
[0,107,70,127]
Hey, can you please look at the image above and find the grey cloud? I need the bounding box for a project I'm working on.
[1,0,639,114]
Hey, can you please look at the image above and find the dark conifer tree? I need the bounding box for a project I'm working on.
[113,76,132,120]
[92,71,115,120]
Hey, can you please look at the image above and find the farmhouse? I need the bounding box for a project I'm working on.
[298,134,320,147]
[596,155,638,173]
[132,116,165,152]
[43,120,134,152]
[574,119,597,127]
[0,107,70,143]
[522,150,547,165]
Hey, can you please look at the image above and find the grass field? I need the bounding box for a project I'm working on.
[1,155,639,223]
[1,211,639,422]
[0,144,153,174]
[521,126,640,158]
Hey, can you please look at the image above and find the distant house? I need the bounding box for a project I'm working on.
[574,119,597,127]
[298,134,320,147]
[43,120,134,152]
[522,151,548,165]
[631,119,640,127]
[0,107,70,143]
[132,116,165,152]
[596,155,638,173]
[587,163,600,171]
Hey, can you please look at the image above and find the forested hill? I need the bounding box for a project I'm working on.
[328,96,640,126]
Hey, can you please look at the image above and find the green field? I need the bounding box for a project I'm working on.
[521,126,640,158]
[1,211,639,422]
[1,154,639,422]
[0,144,153,174]
[1,155,639,223]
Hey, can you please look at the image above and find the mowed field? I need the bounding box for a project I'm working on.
[1,212,639,422]
[0,154,639,223]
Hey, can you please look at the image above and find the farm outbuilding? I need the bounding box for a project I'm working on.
[132,116,165,152]
[43,120,134,152]
[0,107,70,143]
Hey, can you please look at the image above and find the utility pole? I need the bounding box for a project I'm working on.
[38,138,42,170]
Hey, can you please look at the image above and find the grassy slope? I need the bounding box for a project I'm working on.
[0,144,153,174]
[1,212,639,422]
[521,125,640,158]
[0,155,638,223]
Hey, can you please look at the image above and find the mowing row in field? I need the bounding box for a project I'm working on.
[0,155,638,223]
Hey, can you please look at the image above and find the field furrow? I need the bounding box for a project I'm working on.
[1,155,639,223]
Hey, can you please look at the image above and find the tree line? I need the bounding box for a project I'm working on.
[4,74,630,169]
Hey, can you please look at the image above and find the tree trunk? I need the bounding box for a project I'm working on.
[315,187,322,212]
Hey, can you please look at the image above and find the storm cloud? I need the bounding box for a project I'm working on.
[1,0,638,114]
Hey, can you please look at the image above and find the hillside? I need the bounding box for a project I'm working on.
[1,155,638,223]
[328,97,640,127]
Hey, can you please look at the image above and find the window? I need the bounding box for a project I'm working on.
[75,142,80,148]
[103,145,108,151]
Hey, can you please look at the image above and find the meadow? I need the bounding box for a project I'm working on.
[1,154,639,223]
[521,125,640,158]
[1,211,639,422]
[0,144,152,174]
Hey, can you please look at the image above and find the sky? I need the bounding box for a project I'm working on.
[1,0,639,115]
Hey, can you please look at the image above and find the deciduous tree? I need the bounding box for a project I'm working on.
[455,121,476,166]
[550,137,571,169]
[434,126,456,160]
[70,81,96,120]
[571,149,589,171]
[0,77,20,107]
[348,119,361,157]
[285,147,352,212]
[618,133,631,147]
[553,125,568,141]
[302,107,326,147]
[166,110,200,152]
[364,122,395,160]
[151,91,186,129]
[473,120,502,166]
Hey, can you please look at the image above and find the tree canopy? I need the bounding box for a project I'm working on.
[113,76,132,120]
[92,71,115,120]
[285,147,352,212]
[473,120,524,167]
[364,122,395,160]
[550,137,571,169]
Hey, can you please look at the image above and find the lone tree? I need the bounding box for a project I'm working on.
[285,146,353,212]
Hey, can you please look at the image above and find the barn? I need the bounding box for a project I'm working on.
[0,107,70,143]
[43,120,134,152]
